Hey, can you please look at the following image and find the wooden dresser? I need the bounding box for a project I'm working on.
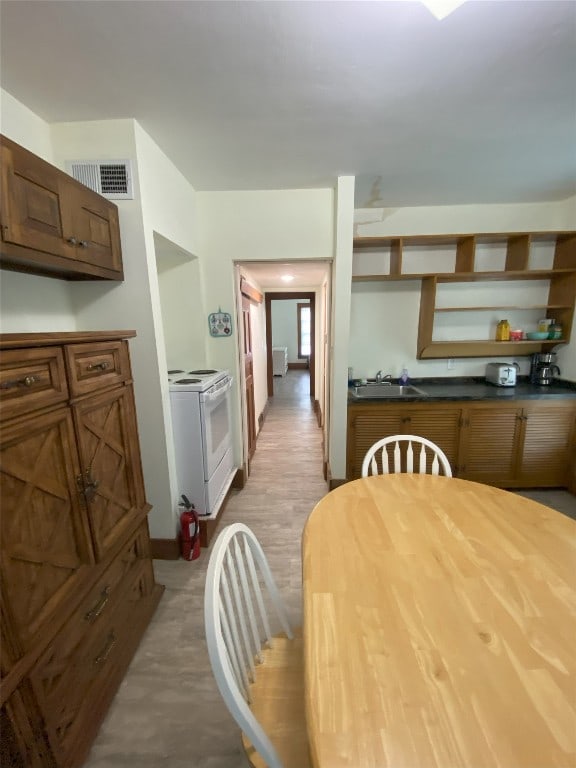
[0,331,164,768]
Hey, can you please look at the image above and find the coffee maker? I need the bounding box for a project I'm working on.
[530,352,561,386]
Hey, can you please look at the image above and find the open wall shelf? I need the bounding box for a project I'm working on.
[352,231,576,359]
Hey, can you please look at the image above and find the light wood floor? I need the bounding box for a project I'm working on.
[83,370,575,767]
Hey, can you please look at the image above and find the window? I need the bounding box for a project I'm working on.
[297,303,311,359]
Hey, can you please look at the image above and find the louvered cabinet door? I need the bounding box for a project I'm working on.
[0,408,95,652]
[347,407,403,479]
[459,406,522,485]
[518,403,576,487]
[72,385,147,560]
[404,408,462,476]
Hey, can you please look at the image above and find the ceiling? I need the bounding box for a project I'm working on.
[1,1,575,206]
[240,260,331,289]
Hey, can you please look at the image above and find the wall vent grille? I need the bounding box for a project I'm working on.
[66,159,134,199]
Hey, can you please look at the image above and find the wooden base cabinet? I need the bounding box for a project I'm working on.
[0,331,163,768]
[347,399,576,489]
[347,403,462,480]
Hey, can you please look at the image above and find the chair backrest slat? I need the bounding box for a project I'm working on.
[361,434,452,479]
[220,566,250,696]
[406,441,413,473]
[228,542,256,681]
[205,523,295,768]
[235,534,262,664]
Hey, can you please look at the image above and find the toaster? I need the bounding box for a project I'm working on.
[486,362,519,387]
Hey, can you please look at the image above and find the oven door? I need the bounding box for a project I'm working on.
[199,376,233,480]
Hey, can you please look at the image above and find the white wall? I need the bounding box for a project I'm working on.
[0,89,54,161]
[272,299,309,363]
[350,199,576,384]
[329,177,355,481]
[155,233,206,369]
[196,189,335,466]
[0,90,76,332]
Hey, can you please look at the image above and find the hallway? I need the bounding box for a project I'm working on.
[84,369,327,768]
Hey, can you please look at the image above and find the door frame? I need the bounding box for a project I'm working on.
[265,291,316,398]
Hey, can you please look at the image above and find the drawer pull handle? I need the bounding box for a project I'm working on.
[79,240,88,248]
[87,361,110,372]
[67,236,78,245]
[94,631,116,667]
[1,374,40,390]
[85,586,111,622]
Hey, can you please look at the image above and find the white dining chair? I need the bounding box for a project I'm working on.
[361,434,453,478]
[204,523,311,768]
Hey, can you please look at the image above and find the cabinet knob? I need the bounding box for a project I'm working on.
[79,240,88,248]
[67,236,77,245]
[1,374,40,390]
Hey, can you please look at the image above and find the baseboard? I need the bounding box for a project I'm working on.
[150,537,180,560]
[232,466,246,489]
[326,462,348,490]
[258,399,269,432]
[313,399,323,427]
[152,468,245,559]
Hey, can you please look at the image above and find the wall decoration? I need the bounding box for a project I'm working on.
[208,308,232,337]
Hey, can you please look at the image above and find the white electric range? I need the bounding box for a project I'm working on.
[168,367,235,518]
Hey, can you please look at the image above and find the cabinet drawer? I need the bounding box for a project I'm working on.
[65,340,130,396]
[0,347,68,421]
[32,556,155,760]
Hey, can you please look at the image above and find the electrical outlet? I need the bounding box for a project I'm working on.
[447,358,455,370]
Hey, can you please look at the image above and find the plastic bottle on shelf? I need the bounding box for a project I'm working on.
[496,319,510,341]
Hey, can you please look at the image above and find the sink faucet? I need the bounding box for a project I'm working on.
[375,371,392,384]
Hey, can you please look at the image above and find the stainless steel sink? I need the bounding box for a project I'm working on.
[350,383,428,399]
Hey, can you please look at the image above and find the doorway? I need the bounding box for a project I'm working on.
[265,292,316,399]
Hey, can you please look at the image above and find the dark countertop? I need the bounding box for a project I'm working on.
[348,376,576,403]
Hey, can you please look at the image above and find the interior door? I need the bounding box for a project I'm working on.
[242,295,257,465]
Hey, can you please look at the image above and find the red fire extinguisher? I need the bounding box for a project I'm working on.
[179,495,200,561]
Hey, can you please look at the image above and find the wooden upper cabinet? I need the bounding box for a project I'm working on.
[0,135,123,281]
[0,141,73,260]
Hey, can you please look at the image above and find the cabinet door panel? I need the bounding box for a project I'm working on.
[0,409,94,650]
[73,385,146,560]
[347,409,404,479]
[0,142,73,260]
[71,185,123,276]
[1,681,57,768]
[519,404,576,486]
[461,407,521,484]
[404,408,461,475]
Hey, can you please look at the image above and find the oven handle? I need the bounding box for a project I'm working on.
[203,376,233,404]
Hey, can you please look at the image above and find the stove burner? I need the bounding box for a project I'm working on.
[188,369,218,375]
[174,378,202,384]
[168,369,185,374]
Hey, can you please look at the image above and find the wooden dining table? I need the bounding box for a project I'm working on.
[302,474,576,768]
